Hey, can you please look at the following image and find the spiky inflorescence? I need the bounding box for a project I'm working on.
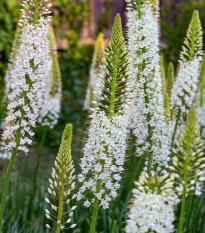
[126,0,170,173]
[170,11,203,142]
[83,33,105,110]
[125,172,178,233]
[77,15,130,209]
[0,0,52,154]
[38,26,62,129]
[170,109,205,196]
[45,124,77,232]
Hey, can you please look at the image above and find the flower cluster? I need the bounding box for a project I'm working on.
[171,60,200,115]
[84,33,105,110]
[77,109,130,209]
[125,173,177,233]
[1,0,51,154]
[45,124,77,231]
[38,27,62,129]
[126,0,170,172]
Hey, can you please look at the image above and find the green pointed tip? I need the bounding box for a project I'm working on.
[62,124,73,142]
[168,62,174,71]
[97,33,104,41]
[190,10,200,28]
[192,10,199,19]
[186,109,196,126]
[111,14,123,38]
[94,33,105,67]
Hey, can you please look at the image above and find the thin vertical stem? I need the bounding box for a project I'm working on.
[89,178,101,233]
[0,160,9,195]
[144,81,153,177]
[171,108,181,150]
[33,0,39,25]
[0,127,21,232]
[56,167,65,233]
[177,136,191,233]
[27,127,48,220]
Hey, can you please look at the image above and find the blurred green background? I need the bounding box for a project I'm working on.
[0,0,205,232]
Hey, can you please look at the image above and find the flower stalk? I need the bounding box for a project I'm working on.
[45,124,77,232]
[78,14,130,233]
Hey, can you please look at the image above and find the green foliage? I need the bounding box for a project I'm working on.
[53,0,89,53]
[98,14,129,117]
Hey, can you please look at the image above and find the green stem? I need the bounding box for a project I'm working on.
[33,0,39,25]
[171,108,181,150]
[137,0,141,19]
[144,82,153,177]
[0,160,9,196]
[27,127,48,220]
[56,166,65,233]
[0,127,21,232]
[109,56,118,119]
[177,135,191,233]
[89,179,101,233]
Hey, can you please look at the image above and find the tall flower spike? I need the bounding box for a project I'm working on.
[38,26,62,129]
[125,172,178,233]
[126,0,170,174]
[77,14,130,213]
[170,10,203,147]
[0,0,52,230]
[169,109,205,233]
[1,0,52,154]
[45,124,77,232]
[83,33,105,110]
